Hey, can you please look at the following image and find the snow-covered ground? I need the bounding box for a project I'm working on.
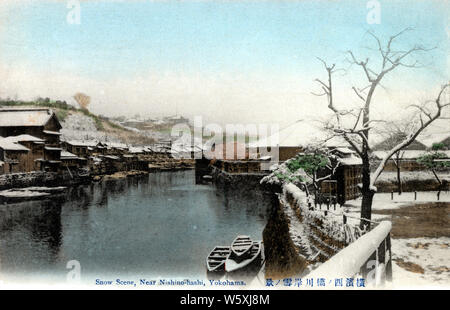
[345,192,449,288]
[61,112,170,144]
[391,237,449,289]
[345,191,450,211]
[61,113,108,141]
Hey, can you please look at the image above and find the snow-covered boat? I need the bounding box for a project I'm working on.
[230,235,253,258]
[206,246,231,273]
[225,241,262,273]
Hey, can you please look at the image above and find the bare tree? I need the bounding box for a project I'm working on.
[313,29,450,229]
[373,120,426,195]
[73,92,91,111]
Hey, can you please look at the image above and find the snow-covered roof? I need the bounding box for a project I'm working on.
[323,136,353,148]
[61,150,79,159]
[171,145,201,153]
[338,155,363,166]
[331,147,355,154]
[372,150,450,160]
[3,134,45,143]
[43,130,62,135]
[65,140,99,147]
[101,155,120,160]
[0,108,57,127]
[417,133,450,149]
[250,120,334,148]
[0,138,30,151]
[171,136,203,153]
[45,146,63,151]
[90,156,102,163]
[166,115,187,120]
[129,146,144,154]
[105,142,128,149]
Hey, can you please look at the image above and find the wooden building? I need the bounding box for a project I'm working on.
[249,120,328,163]
[0,108,62,141]
[9,135,45,172]
[0,135,50,173]
[105,142,129,156]
[61,150,87,170]
[0,108,62,171]
[0,139,30,174]
[334,159,362,204]
[318,147,363,204]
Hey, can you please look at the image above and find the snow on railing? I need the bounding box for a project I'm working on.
[308,220,393,286]
[283,182,393,286]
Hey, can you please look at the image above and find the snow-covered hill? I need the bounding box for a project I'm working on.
[60,111,156,145]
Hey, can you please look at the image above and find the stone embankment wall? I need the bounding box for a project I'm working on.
[209,166,268,190]
[282,184,347,263]
[262,185,308,279]
[263,183,353,279]
[0,171,90,190]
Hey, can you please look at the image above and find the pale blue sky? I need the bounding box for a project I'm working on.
[0,0,448,123]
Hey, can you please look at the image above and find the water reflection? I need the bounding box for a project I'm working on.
[0,200,63,279]
[0,170,270,284]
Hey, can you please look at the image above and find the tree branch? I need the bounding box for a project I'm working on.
[371,84,450,185]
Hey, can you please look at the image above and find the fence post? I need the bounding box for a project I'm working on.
[385,233,393,282]
[391,191,393,200]
[361,251,377,283]
[414,191,417,201]
[377,239,386,286]
[437,191,440,201]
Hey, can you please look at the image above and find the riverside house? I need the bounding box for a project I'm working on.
[250,120,364,203]
[61,140,107,158]
[0,138,31,174]
[0,108,63,172]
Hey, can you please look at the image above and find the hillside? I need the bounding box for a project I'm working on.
[0,98,156,145]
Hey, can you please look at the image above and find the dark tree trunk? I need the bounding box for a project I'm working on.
[360,153,374,230]
[395,154,402,195]
[396,166,402,195]
[360,190,374,230]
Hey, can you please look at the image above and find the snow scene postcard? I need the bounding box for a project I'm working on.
[0,0,448,292]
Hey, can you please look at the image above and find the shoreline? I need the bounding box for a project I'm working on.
[0,166,195,204]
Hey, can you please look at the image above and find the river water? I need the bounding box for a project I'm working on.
[0,170,271,284]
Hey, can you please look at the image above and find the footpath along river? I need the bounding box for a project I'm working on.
[0,170,271,285]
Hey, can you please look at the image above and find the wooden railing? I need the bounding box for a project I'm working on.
[308,220,393,286]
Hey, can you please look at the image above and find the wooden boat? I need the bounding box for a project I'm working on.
[230,235,253,258]
[206,246,231,272]
[225,241,262,273]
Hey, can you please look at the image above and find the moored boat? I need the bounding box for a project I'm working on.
[230,235,253,258]
[206,246,231,273]
[225,241,262,273]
